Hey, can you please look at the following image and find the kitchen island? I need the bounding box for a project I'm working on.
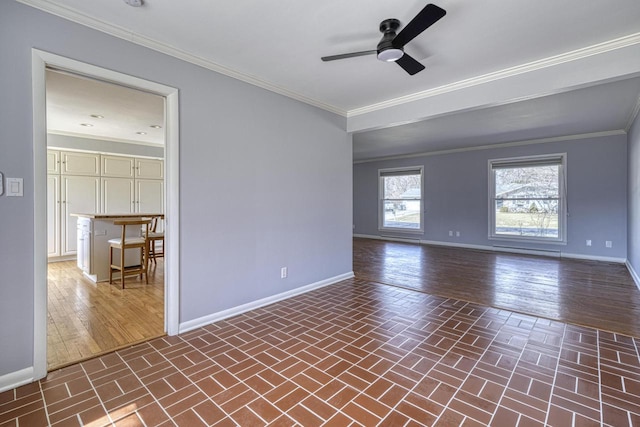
[71,213,163,283]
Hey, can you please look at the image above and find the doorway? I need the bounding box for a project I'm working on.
[32,50,180,379]
[45,68,167,369]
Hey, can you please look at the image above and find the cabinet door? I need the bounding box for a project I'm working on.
[47,175,60,257]
[136,179,164,215]
[135,158,163,179]
[62,176,100,256]
[47,150,60,174]
[102,155,135,178]
[61,151,100,176]
[101,177,135,214]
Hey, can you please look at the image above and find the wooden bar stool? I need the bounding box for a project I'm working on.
[109,218,151,289]
[147,215,165,266]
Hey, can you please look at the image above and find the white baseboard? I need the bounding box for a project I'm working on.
[355,234,626,263]
[179,271,355,334]
[0,367,35,393]
[627,261,640,290]
[561,252,626,263]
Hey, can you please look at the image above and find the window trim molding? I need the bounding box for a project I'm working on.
[378,166,424,234]
[488,153,567,244]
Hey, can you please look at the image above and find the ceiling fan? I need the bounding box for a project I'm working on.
[321,3,446,76]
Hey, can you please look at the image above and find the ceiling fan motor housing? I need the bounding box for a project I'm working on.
[377,19,404,61]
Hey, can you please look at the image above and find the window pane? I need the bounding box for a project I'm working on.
[382,174,421,230]
[495,200,559,238]
[383,175,420,199]
[383,200,421,229]
[495,165,559,199]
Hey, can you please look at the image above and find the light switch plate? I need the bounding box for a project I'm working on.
[6,178,23,197]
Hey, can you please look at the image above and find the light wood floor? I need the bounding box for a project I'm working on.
[47,259,165,370]
[354,237,640,337]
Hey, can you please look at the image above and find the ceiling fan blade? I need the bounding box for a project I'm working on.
[392,4,446,48]
[321,50,377,62]
[396,53,425,75]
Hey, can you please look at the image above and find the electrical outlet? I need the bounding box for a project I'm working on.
[586,240,592,246]
[456,231,460,237]
[280,267,288,278]
[448,231,453,237]
[605,241,612,248]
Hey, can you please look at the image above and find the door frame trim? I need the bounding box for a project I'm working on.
[31,49,180,379]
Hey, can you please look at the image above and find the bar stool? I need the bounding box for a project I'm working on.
[147,215,165,266]
[109,218,151,289]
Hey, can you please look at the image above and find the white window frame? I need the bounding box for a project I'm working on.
[378,166,424,233]
[488,153,567,244]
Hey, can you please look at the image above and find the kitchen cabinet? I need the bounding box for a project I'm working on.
[101,177,164,219]
[47,150,60,174]
[47,149,163,260]
[62,175,100,256]
[47,175,60,257]
[101,155,135,178]
[136,179,164,217]
[135,158,163,179]
[101,177,135,214]
[61,151,100,176]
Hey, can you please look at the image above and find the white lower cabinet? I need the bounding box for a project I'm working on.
[62,175,100,256]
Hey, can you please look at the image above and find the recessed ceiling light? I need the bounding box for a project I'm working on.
[90,114,104,119]
[136,131,147,135]
[150,125,162,129]
[123,0,144,6]
[80,123,94,127]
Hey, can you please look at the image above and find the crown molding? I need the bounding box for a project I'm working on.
[18,0,640,122]
[348,32,640,118]
[353,130,626,164]
[17,0,348,117]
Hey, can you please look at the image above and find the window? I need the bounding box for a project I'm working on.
[489,154,566,243]
[379,167,423,232]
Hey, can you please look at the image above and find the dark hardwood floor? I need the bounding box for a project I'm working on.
[353,237,640,337]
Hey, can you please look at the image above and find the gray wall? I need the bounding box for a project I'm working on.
[629,114,640,277]
[0,2,352,377]
[48,134,165,158]
[354,134,627,258]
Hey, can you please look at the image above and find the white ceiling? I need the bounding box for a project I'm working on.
[46,70,165,145]
[25,0,640,160]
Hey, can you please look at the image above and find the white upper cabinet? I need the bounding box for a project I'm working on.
[61,151,100,176]
[135,158,164,179]
[101,155,135,178]
[47,150,60,174]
